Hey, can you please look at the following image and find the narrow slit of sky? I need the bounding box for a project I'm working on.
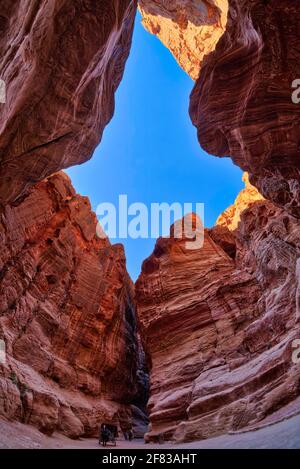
[67,11,243,281]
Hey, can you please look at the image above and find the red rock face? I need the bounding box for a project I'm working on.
[0,173,140,437]
[190,0,300,216]
[136,177,300,443]
[0,0,137,205]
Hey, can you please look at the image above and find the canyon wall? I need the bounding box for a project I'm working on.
[136,176,300,443]
[137,4,300,442]
[0,0,137,205]
[0,172,142,437]
[0,0,149,438]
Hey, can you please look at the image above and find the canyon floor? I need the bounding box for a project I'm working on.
[1,410,300,449]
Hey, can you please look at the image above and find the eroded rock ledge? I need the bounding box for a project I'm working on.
[136,176,300,443]
[0,0,137,205]
[0,172,142,437]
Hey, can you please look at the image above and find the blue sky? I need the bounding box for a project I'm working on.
[67,12,243,281]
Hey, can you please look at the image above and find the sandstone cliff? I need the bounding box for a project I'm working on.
[136,176,300,443]
[0,172,140,437]
[0,0,150,440]
[0,0,137,205]
[137,5,300,442]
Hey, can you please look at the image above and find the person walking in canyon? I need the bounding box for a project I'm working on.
[99,424,110,447]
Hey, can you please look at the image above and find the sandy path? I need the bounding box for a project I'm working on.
[0,413,300,449]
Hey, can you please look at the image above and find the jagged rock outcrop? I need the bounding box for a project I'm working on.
[139,0,228,80]
[0,172,140,437]
[190,0,300,216]
[136,176,300,443]
[216,173,264,231]
[0,0,137,205]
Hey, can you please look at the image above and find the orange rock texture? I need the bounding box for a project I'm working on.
[139,0,228,80]
[136,175,300,443]
[216,173,264,231]
[0,173,142,437]
[0,0,137,205]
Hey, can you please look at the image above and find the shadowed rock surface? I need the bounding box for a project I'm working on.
[136,176,300,443]
[0,172,141,437]
[0,0,137,205]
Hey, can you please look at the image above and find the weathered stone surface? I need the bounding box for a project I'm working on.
[190,0,300,216]
[139,0,228,80]
[0,0,137,205]
[136,177,300,443]
[0,172,140,437]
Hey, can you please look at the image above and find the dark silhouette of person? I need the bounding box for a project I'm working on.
[100,424,110,446]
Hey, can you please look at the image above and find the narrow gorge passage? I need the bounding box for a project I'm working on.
[0,0,300,451]
[66,8,244,282]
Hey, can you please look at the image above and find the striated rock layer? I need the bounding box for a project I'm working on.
[0,172,141,438]
[190,0,300,216]
[0,0,137,205]
[136,176,300,443]
[139,0,228,80]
